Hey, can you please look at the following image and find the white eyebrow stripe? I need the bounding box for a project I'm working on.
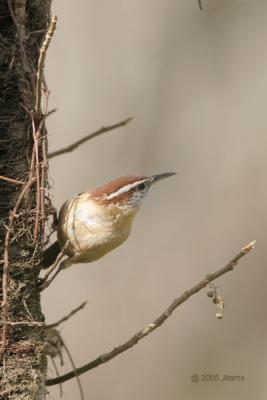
[105,179,147,200]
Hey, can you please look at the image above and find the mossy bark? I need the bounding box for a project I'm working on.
[0,1,51,398]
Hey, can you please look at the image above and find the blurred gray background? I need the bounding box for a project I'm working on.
[44,1,267,399]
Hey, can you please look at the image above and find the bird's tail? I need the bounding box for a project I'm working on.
[41,241,61,269]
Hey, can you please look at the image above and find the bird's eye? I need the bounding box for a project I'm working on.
[137,183,146,191]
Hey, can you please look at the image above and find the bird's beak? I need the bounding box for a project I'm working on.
[150,172,176,185]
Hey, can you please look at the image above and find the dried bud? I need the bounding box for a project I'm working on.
[207,291,214,298]
[213,295,224,305]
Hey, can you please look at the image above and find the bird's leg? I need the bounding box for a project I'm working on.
[38,241,69,291]
[39,261,64,291]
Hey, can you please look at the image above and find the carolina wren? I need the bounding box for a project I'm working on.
[42,172,175,274]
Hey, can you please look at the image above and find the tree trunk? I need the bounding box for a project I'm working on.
[0,1,51,398]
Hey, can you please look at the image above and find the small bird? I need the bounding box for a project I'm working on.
[41,173,175,286]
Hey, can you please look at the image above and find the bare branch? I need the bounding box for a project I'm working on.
[35,15,57,115]
[47,117,133,159]
[198,0,203,10]
[46,240,255,386]
[47,301,88,329]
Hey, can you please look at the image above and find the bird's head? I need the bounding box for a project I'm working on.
[90,172,176,213]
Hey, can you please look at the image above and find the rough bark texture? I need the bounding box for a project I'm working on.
[0,1,51,398]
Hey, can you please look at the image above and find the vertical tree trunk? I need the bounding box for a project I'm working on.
[0,1,51,398]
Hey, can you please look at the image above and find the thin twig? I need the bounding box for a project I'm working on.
[40,91,50,223]
[19,102,32,116]
[0,301,87,328]
[32,117,41,241]
[28,114,46,242]
[47,117,133,159]
[0,175,25,185]
[47,301,88,329]
[41,141,47,222]
[50,357,63,398]
[46,108,58,118]
[23,299,34,321]
[19,103,57,120]
[7,0,35,90]
[26,28,47,38]
[1,176,36,353]
[198,0,203,10]
[35,15,57,115]
[1,146,36,354]
[61,338,85,400]
[46,240,255,386]
[0,321,45,327]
